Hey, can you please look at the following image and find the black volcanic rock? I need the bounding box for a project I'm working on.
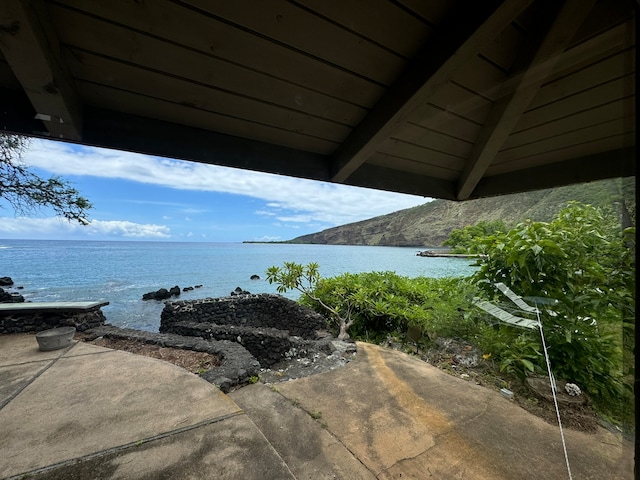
[142,286,181,301]
[0,287,24,303]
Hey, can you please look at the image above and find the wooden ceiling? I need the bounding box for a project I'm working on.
[0,0,635,201]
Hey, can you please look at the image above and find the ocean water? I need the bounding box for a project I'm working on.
[0,240,477,332]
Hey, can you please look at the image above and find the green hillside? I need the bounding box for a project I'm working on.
[287,178,636,247]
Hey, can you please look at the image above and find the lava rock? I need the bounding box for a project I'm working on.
[0,287,24,303]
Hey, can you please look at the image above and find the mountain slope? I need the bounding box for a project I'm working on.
[288,178,635,247]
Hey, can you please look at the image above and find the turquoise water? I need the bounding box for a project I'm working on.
[0,240,477,332]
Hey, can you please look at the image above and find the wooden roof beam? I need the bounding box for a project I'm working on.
[330,0,534,184]
[469,147,636,199]
[455,0,598,200]
[0,0,82,140]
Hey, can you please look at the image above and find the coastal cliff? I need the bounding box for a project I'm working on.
[286,178,635,247]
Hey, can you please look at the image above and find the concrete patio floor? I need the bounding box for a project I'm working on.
[0,333,634,479]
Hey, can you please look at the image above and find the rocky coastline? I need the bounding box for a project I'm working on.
[1,275,355,392]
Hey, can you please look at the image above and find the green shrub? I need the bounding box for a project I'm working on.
[469,202,634,421]
[301,271,476,343]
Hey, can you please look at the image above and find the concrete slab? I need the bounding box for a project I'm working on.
[0,361,50,407]
[0,333,69,366]
[230,383,376,480]
[0,334,634,480]
[0,341,241,478]
[21,414,294,480]
[276,342,634,480]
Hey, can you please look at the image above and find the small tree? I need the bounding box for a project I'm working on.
[0,134,92,224]
[266,262,355,340]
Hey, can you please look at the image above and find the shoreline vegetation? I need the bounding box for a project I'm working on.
[264,202,635,434]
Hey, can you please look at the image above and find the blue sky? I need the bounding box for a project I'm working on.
[0,138,431,242]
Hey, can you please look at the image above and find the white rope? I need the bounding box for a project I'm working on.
[536,306,573,480]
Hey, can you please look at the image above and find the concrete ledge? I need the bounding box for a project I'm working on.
[0,301,109,313]
[0,302,109,334]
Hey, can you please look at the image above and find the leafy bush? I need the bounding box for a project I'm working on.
[469,202,635,420]
[300,271,476,343]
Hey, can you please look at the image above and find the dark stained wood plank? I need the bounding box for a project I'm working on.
[377,138,467,169]
[513,75,634,134]
[64,50,352,143]
[181,0,407,85]
[408,104,483,143]
[81,106,333,182]
[450,55,509,102]
[471,147,636,199]
[487,133,636,176]
[54,0,384,107]
[330,0,531,183]
[493,115,635,166]
[546,21,634,85]
[427,82,494,125]
[492,134,636,179]
[392,123,474,159]
[50,5,368,126]
[0,0,82,139]
[77,82,340,155]
[504,96,634,150]
[477,23,526,72]
[367,152,460,181]
[397,0,457,26]
[456,0,599,200]
[293,0,432,58]
[345,162,457,200]
[568,0,636,48]
[527,49,635,112]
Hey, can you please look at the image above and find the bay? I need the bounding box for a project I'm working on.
[0,240,477,332]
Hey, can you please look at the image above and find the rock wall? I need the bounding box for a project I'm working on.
[160,293,328,340]
[0,308,106,334]
[164,321,294,367]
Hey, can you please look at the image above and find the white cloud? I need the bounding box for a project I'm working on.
[86,220,171,238]
[276,214,313,223]
[0,216,170,239]
[24,140,430,226]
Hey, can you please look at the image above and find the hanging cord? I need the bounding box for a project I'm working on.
[536,305,573,480]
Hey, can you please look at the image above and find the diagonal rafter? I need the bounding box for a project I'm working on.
[455,0,598,200]
[0,0,82,140]
[330,0,534,184]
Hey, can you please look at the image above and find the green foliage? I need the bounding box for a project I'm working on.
[498,334,544,379]
[444,221,507,253]
[300,271,476,343]
[0,133,92,224]
[268,199,635,426]
[266,262,356,339]
[470,202,635,418]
